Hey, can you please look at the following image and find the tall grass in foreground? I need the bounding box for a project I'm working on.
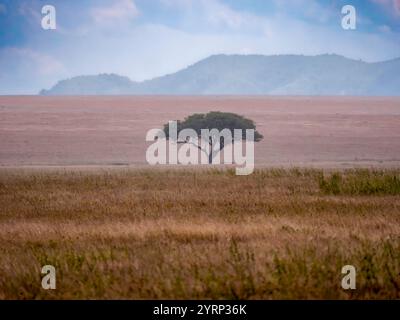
[319,170,400,195]
[0,168,399,299]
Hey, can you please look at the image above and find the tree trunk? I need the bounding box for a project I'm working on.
[208,150,213,164]
[208,137,213,164]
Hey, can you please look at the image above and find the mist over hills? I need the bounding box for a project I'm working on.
[40,54,400,96]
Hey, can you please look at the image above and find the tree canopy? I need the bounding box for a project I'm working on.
[163,111,263,142]
[163,111,263,164]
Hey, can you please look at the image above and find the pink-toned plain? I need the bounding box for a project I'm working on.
[0,96,399,167]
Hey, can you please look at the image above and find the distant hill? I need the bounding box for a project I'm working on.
[40,54,400,96]
[39,74,135,95]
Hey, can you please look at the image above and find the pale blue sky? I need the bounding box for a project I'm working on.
[0,0,399,94]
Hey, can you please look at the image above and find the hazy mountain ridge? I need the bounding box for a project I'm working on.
[40,54,400,96]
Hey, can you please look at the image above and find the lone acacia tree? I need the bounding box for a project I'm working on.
[163,111,263,164]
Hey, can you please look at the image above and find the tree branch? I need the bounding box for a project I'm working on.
[177,139,209,157]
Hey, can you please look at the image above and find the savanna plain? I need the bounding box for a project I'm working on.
[0,96,399,299]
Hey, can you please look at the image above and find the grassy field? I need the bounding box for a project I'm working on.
[0,167,399,299]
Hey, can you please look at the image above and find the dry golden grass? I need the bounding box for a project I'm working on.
[0,167,399,299]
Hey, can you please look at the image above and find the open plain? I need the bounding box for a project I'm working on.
[0,96,399,299]
[1,96,400,167]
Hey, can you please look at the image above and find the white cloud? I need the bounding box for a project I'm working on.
[0,47,66,75]
[272,0,337,23]
[378,24,392,33]
[159,0,264,31]
[17,1,42,25]
[91,0,139,25]
[0,47,68,94]
[201,0,248,29]
[160,0,194,9]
